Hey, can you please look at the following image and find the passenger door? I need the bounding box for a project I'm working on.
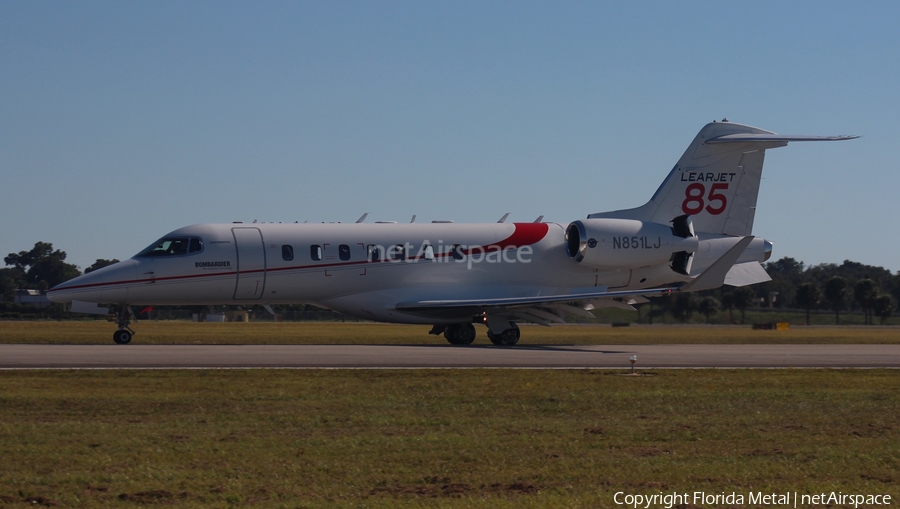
[232,227,266,300]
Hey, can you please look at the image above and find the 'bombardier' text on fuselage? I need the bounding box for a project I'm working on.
[195,261,231,268]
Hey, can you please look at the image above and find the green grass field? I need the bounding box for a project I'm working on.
[1,369,898,508]
[0,320,898,345]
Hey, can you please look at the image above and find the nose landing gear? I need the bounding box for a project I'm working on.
[113,329,133,345]
[111,306,136,345]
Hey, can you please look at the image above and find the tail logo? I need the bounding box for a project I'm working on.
[682,183,729,215]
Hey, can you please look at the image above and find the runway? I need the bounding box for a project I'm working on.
[1,344,898,369]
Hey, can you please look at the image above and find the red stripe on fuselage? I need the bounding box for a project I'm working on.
[447,222,549,257]
[492,222,549,250]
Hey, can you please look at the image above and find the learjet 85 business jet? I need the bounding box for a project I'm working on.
[48,120,855,345]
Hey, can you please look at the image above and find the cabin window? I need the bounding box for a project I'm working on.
[136,237,203,257]
[452,244,465,260]
[388,244,405,261]
[367,244,381,262]
[339,244,351,261]
[310,245,323,261]
[282,245,294,261]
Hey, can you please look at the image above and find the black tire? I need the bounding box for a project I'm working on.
[113,330,133,345]
[444,323,476,345]
[488,323,520,346]
[459,323,476,344]
[443,325,460,344]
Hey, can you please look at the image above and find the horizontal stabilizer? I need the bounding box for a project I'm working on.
[706,133,858,144]
[724,261,772,287]
[680,236,754,292]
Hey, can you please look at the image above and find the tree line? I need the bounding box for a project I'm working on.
[1,241,898,325]
[659,257,898,325]
[0,242,118,300]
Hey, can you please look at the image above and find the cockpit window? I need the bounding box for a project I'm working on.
[136,237,204,257]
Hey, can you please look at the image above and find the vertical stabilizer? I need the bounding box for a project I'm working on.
[589,120,855,235]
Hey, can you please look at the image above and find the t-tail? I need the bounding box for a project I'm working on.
[588,119,857,235]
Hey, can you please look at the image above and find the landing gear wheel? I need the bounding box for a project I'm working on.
[444,323,476,345]
[113,329,133,345]
[111,305,136,345]
[488,323,520,346]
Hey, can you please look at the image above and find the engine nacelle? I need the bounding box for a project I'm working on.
[564,218,698,270]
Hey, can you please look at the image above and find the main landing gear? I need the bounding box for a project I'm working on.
[429,321,520,346]
[444,323,477,345]
[111,306,136,345]
[487,322,520,346]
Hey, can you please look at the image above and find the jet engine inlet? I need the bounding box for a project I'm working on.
[564,221,587,262]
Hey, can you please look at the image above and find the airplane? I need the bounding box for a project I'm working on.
[47,120,856,345]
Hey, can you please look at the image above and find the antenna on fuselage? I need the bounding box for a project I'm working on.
[533,215,544,223]
[356,213,369,223]
[410,215,417,223]
[497,213,510,223]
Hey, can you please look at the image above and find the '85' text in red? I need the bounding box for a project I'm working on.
[682,183,728,215]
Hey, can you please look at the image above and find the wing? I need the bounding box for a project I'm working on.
[396,286,675,311]
[396,236,755,326]
[396,287,671,326]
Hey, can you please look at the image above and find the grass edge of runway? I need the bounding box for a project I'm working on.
[0,368,897,508]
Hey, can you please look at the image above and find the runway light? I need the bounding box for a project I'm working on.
[629,354,637,374]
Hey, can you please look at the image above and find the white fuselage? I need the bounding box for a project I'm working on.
[47,221,764,324]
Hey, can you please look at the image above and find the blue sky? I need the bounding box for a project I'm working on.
[2,2,898,272]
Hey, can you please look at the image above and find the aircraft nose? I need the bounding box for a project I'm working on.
[48,259,139,304]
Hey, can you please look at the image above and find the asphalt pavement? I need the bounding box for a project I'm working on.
[1,344,898,369]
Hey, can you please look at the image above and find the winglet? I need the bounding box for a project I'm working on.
[680,236,755,292]
[356,213,369,224]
